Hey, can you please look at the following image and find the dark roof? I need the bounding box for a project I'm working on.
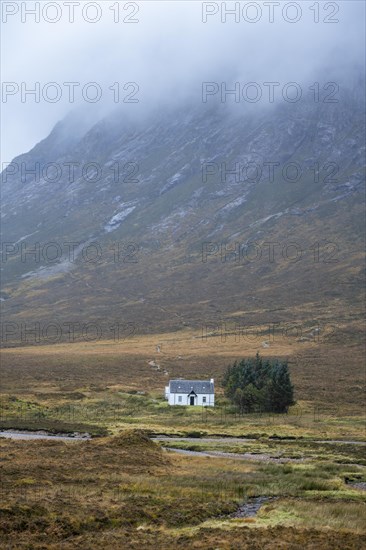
[169,379,214,394]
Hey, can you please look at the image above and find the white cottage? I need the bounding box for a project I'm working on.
[165,379,215,407]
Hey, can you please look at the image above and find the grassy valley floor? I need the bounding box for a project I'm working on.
[0,332,365,548]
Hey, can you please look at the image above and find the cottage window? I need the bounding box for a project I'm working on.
[178,396,182,402]
[202,396,207,403]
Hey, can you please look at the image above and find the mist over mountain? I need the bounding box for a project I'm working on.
[1,1,365,344]
[1,77,364,343]
[1,6,366,550]
[2,0,365,161]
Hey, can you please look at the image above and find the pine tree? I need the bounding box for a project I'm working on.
[268,361,295,413]
[223,355,295,413]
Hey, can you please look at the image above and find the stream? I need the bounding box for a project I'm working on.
[154,436,366,446]
[155,436,366,463]
[0,430,90,441]
[163,446,304,463]
[1,431,365,449]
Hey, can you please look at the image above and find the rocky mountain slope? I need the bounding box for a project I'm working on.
[1,85,365,342]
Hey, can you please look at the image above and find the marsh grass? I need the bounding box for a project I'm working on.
[159,438,366,466]
[1,430,365,548]
[256,499,366,533]
[0,335,365,547]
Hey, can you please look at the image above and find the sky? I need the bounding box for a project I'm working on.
[1,0,365,162]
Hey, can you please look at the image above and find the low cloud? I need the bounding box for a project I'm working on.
[1,1,364,161]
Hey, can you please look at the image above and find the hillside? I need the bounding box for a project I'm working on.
[1,86,365,343]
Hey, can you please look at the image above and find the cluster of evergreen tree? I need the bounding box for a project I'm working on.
[222,353,295,413]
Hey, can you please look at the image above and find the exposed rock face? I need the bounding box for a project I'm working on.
[1,86,364,337]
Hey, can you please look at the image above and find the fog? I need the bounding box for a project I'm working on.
[1,1,365,162]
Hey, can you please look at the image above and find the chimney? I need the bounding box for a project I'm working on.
[210,378,214,384]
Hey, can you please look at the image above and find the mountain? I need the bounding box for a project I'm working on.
[1,86,365,343]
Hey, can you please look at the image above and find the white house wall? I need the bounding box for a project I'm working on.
[167,393,215,406]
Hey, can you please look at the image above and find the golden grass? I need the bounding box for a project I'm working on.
[0,324,333,358]
[1,431,365,548]
[0,330,365,547]
[255,499,366,533]
[0,329,364,441]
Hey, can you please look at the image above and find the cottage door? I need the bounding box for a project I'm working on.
[189,396,195,406]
